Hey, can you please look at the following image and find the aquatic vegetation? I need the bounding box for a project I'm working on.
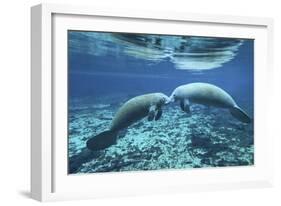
[68,100,253,174]
[68,31,254,174]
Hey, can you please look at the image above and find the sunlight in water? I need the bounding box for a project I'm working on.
[68,31,253,174]
[69,32,243,71]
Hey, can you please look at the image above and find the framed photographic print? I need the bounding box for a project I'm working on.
[31,3,274,201]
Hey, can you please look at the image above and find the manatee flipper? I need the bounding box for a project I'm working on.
[230,106,251,123]
[148,105,156,121]
[180,99,190,113]
[86,130,118,151]
[155,109,162,121]
[180,100,184,111]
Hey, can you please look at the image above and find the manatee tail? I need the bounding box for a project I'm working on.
[230,106,252,123]
[86,130,118,151]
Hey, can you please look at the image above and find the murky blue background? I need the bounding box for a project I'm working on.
[68,31,254,174]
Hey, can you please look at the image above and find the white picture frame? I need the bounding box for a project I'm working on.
[31,3,274,202]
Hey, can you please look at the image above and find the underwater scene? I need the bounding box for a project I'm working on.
[68,31,254,174]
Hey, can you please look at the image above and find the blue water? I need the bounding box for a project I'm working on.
[68,31,254,174]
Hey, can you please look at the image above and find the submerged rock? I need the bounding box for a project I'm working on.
[68,100,254,173]
[191,130,212,148]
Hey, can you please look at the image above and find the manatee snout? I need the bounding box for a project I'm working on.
[168,94,176,103]
[169,83,252,123]
[86,83,252,152]
[86,92,169,151]
[169,90,180,103]
[162,95,171,105]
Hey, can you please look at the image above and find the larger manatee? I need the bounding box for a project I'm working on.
[169,82,251,123]
[86,93,170,151]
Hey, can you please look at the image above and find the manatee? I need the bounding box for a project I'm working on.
[86,93,170,151]
[169,82,251,123]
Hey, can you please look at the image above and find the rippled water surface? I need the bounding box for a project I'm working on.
[68,31,254,174]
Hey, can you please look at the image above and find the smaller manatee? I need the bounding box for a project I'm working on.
[86,93,170,151]
[169,82,251,123]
